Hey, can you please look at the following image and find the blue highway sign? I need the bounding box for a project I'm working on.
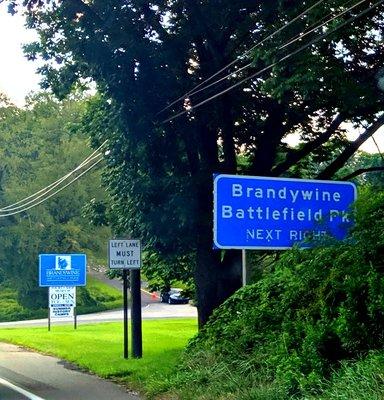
[213,174,357,249]
[39,254,87,287]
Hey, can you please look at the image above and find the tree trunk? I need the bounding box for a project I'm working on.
[193,113,242,328]
[194,175,242,328]
[251,101,285,175]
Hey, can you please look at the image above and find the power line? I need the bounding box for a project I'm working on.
[0,155,104,217]
[161,0,365,115]
[161,0,383,125]
[0,153,102,213]
[156,0,326,115]
[0,140,107,212]
[278,0,366,51]
[1,0,379,215]
[1,3,326,216]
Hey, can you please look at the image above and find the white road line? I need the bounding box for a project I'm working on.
[0,377,46,400]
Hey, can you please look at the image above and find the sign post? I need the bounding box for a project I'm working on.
[39,254,86,330]
[123,269,129,359]
[109,239,142,359]
[130,268,142,358]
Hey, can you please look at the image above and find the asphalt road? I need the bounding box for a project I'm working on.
[0,342,139,400]
[0,299,197,329]
[0,304,196,399]
[0,269,197,398]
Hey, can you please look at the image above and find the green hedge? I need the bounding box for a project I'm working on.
[163,188,384,399]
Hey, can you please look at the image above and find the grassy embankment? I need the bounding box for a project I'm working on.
[0,319,197,398]
[1,317,383,399]
[0,275,122,322]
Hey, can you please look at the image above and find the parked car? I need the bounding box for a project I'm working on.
[160,288,190,304]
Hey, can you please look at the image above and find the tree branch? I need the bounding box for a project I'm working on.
[316,115,384,180]
[271,113,344,176]
[341,166,384,181]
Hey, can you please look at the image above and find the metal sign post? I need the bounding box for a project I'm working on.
[123,269,129,359]
[48,302,51,332]
[242,250,247,287]
[130,268,142,358]
[109,239,142,359]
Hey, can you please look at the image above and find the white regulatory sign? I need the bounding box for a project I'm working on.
[109,239,141,269]
[49,286,76,318]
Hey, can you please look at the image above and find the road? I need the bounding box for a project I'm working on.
[0,301,197,328]
[0,342,139,399]
[0,270,197,398]
[0,268,197,328]
[0,302,196,398]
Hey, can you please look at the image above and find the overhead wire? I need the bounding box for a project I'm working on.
[0,139,108,212]
[2,0,381,214]
[161,0,383,125]
[156,0,327,115]
[160,0,366,116]
[0,155,104,217]
[0,153,103,213]
[1,3,323,216]
[0,140,107,212]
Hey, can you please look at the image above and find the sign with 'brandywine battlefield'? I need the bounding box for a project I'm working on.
[213,174,357,250]
[39,254,87,287]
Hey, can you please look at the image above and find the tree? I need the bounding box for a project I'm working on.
[9,0,384,326]
[0,93,110,306]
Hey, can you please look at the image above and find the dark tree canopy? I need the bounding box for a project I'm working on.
[8,0,384,325]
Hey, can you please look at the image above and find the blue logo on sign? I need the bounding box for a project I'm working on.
[56,256,71,270]
[39,254,86,287]
[213,174,357,249]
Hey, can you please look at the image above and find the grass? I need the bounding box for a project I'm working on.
[0,274,122,322]
[0,318,197,398]
[310,351,384,400]
[2,317,384,399]
[77,274,122,313]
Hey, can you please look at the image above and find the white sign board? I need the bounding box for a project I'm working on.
[109,239,141,269]
[49,286,76,318]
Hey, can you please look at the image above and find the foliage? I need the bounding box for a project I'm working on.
[158,187,384,398]
[0,276,121,322]
[8,0,384,325]
[336,151,384,188]
[312,351,384,400]
[0,93,111,308]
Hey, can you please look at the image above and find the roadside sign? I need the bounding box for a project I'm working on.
[213,174,357,249]
[109,239,141,269]
[49,286,76,318]
[39,254,87,287]
[108,239,143,358]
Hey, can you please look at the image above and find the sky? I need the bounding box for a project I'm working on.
[0,3,40,106]
[0,3,382,154]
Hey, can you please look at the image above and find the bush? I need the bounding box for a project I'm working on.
[171,188,384,398]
